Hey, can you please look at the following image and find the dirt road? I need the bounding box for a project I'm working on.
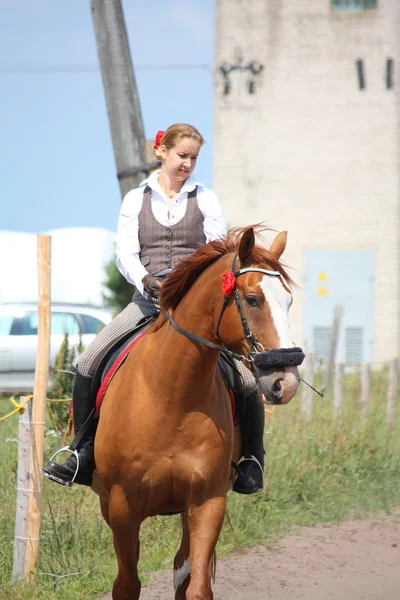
[101,514,400,599]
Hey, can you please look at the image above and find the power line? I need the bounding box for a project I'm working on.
[0,63,212,74]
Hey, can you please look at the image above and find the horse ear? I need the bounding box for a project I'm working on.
[238,227,255,264]
[269,231,287,260]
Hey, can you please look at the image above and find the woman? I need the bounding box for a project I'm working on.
[43,123,264,494]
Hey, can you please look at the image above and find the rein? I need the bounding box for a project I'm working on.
[165,311,247,362]
[165,253,305,368]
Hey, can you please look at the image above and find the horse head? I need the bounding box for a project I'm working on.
[213,227,303,405]
[158,225,303,405]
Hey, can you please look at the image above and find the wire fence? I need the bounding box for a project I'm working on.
[300,355,399,422]
[0,395,72,439]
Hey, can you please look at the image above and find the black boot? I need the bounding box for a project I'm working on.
[43,372,96,487]
[233,390,265,495]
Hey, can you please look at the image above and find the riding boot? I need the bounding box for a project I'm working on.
[43,371,96,487]
[233,389,265,495]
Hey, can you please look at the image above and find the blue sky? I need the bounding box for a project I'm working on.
[0,0,214,233]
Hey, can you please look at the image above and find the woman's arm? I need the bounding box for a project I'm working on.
[116,188,148,295]
[198,188,227,242]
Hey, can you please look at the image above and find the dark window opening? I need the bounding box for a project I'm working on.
[332,0,377,10]
[356,59,365,90]
[386,58,394,89]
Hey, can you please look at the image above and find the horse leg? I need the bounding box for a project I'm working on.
[101,494,141,599]
[99,497,110,526]
[112,533,141,600]
[107,489,142,600]
[174,514,191,599]
[186,496,226,600]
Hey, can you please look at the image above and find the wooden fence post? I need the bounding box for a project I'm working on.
[386,358,399,424]
[333,363,344,421]
[323,305,344,395]
[360,363,371,420]
[25,235,51,581]
[12,398,32,580]
[301,353,314,420]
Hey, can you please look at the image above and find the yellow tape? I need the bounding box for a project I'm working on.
[10,395,33,414]
[0,395,71,424]
[47,398,72,403]
[46,402,61,436]
[0,395,33,422]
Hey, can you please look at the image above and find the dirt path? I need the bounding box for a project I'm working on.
[100,514,400,599]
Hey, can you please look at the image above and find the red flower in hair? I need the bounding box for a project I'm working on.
[222,272,236,296]
[153,130,165,154]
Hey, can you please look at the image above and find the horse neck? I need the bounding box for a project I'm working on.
[170,255,231,352]
[155,270,225,397]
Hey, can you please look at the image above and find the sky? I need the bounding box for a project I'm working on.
[0,0,215,234]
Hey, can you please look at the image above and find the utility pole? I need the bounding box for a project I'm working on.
[91,0,159,198]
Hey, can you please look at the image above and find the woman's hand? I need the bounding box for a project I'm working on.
[142,275,162,299]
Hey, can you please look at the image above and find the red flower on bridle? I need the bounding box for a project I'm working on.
[153,130,165,154]
[222,272,236,296]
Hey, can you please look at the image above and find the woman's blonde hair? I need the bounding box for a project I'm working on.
[153,124,205,159]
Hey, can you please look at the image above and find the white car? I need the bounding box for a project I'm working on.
[0,303,113,394]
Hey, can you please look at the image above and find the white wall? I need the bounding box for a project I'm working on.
[214,0,400,361]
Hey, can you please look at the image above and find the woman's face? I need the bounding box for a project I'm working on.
[160,137,201,182]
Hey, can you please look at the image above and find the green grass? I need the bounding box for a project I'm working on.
[1,366,399,599]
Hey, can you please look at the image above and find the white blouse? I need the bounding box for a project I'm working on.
[116,170,227,294]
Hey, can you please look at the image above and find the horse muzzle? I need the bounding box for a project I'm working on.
[253,347,304,405]
[256,365,300,405]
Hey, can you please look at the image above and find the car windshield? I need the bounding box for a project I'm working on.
[3,311,81,336]
[51,313,80,335]
[80,314,105,334]
[0,315,13,336]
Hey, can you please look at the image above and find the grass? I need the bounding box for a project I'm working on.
[0,366,399,599]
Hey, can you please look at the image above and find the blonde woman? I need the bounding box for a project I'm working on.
[44,124,264,494]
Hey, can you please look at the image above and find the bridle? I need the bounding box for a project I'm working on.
[166,253,305,368]
[214,254,280,358]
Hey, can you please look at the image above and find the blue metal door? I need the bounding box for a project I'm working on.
[304,250,375,366]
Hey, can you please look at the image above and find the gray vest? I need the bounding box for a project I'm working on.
[138,185,206,276]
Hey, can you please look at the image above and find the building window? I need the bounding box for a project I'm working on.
[356,59,366,90]
[332,0,377,10]
[386,58,394,89]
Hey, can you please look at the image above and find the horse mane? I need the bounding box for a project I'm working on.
[150,226,293,333]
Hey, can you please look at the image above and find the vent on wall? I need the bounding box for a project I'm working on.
[313,326,332,365]
[345,327,364,366]
[313,326,364,366]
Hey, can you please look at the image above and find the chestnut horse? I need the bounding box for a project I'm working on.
[94,227,301,600]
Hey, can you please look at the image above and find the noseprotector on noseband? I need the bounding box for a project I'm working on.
[253,347,305,369]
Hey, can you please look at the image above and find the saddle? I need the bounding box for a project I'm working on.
[92,315,154,414]
[90,316,246,423]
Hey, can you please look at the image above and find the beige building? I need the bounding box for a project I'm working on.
[214,0,400,365]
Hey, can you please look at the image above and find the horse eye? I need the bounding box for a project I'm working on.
[245,295,260,308]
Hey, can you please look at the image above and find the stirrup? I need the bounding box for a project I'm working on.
[232,455,263,486]
[43,446,80,487]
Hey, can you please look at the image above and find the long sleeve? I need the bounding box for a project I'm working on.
[197,188,227,241]
[116,187,148,295]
